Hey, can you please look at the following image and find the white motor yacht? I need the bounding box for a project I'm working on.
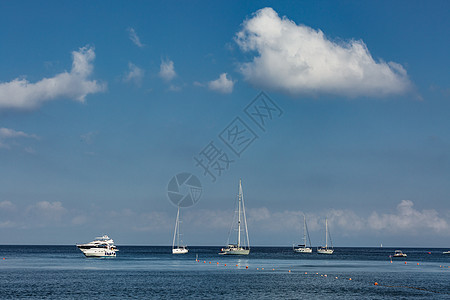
[76,235,118,257]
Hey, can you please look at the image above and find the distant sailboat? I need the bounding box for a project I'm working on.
[293,214,312,253]
[172,206,188,254]
[219,179,250,255]
[317,217,334,254]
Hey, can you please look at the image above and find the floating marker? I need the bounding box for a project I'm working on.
[349,278,352,281]
[417,263,419,265]
[224,264,227,266]
[374,282,378,286]
[236,264,238,267]
[272,268,275,271]
[217,262,219,265]
[246,266,248,269]
[305,272,307,274]
[257,268,259,270]
[288,270,291,273]
[404,261,407,264]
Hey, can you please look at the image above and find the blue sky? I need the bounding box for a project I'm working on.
[0,1,449,247]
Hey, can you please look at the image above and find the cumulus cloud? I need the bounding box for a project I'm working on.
[127,27,144,48]
[208,73,235,94]
[368,200,448,233]
[0,127,39,149]
[159,58,176,81]
[0,46,106,111]
[123,62,144,86]
[235,7,412,97]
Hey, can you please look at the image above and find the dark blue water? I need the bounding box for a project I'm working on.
[0,246,449,299]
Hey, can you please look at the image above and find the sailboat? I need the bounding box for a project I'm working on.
[219,179,250,255]
[172,206,188,254]
[317,217,334,254]
[293,214,312,253]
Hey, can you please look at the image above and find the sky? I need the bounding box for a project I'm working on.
[0,1,449,247]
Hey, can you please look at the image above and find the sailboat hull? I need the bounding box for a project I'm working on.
[317,248,334,254]
[172,247,188,254]
[294,247,312,253]
[219,248,250,255]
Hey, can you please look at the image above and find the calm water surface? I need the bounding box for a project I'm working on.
[0,246,449,299]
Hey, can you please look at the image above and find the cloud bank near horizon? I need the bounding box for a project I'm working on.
[235,7,412,98]
[0,46,106,111]
[0,200,447,245]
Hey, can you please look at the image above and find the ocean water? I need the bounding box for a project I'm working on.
[0,246,449,299]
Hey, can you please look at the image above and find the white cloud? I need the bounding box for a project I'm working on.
[0,127,39,149]
[23,201,67,227]
[127,27,144,48]
[0,127,38,139]
[0,200,16,210]
[368,200,448,233]
[235,7,412,97]
[0,45,106,111]
[208,73,235,94]
[159,59,176,81]
[123,62,144,86]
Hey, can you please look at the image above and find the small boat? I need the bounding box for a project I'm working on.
[76,235,118,257]
[219,179,250,255]
[317,218,333,254]
[443,251,450,254]
[172,205,188,254]
[293,214,312,253]
[393,250,407,257]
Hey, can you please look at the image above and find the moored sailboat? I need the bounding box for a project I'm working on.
[172,206,188,254]
[219,179,250,255]
[317,217,334,254]
[293,214,312,253]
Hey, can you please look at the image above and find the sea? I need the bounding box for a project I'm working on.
[0,246,449,299]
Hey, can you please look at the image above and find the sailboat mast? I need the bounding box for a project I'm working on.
[177,206,181,247]
[172,206,180,249]
[303,215,307,246]
[237,179,242,248]
[325,218,328,249]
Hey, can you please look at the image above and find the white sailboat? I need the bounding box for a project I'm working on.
[219,179,250,255]
[172,205,188,254]
[317,217,334,254]
[293,214,312,253]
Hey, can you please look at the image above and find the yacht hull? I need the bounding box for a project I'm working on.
[79,248,116,257]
